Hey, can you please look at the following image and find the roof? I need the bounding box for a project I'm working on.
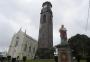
[16,29,37,42]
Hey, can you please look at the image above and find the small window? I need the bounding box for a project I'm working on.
[16,37,19,39]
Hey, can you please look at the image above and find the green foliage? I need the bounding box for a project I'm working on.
[68,34,90,58]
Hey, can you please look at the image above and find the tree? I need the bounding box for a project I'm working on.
[68,34,90,59]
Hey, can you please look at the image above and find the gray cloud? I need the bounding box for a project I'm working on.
[0,0,90,52]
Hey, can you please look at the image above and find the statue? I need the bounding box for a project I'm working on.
[56,25,73,62]
[59,25,67,40]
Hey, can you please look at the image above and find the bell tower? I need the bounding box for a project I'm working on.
[37,1,53,59]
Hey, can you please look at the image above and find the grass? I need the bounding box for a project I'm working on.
[80,60,87,62]
[26,59,87,62]
[26,59,55,62]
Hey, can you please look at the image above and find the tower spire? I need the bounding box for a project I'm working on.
[18,27,22,32]
[25,29,26,34]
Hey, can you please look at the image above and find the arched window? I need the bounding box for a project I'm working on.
[33,47,35,53]
[29,46,31,52]
[24,44,27,51]
[15,40,18,47]
[43,15,46,23]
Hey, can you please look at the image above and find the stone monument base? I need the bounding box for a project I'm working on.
[35,48,54,59]
[56,45,73,62]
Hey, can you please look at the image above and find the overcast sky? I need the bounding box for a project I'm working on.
[0,0,90,52]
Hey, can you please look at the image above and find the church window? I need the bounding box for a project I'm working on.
[24,44,27,51]
[42,15,46,23]
[33,47,35,53]
[15,40,18,47]
[16,36,19,39]
[29,46,31,52]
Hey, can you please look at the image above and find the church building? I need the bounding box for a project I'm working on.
[8,29,38,60]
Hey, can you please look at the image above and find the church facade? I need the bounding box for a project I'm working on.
[8,29,38,60]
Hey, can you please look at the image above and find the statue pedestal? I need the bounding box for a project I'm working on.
[56,45,73,62]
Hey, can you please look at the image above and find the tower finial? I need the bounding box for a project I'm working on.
[19,27,22,32]
[25,29,26,34]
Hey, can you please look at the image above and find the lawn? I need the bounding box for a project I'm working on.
[26,59,55,62]
[80,60,87,62]
[26,59,87,62]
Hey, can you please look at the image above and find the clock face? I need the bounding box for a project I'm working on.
[43,5,47,8]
